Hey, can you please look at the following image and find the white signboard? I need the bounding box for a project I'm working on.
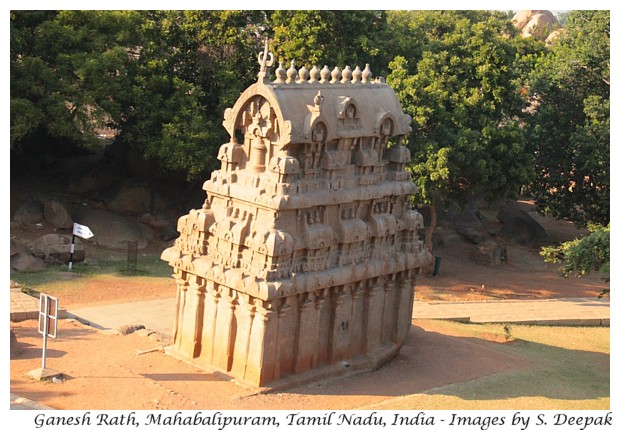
[73,222,94,239]
[38,293,58,339]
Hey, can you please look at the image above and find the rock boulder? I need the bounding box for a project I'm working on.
[497,205,548,246]
[471,240,505,267]
[457,226,487,244]
[10,253,46,272]
[108,181,153,214]
[13,201,43,225]
[44,200,73,230]
[512,10,559,40]
[73,207,154,249]
[437,203,484,229]
[32,234,85,263]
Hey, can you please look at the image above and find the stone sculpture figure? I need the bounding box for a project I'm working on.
[162,40,432,388]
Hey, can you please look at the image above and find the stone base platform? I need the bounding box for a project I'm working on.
[165,341,401,392]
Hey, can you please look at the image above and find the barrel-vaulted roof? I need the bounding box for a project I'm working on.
[222,42,411,146]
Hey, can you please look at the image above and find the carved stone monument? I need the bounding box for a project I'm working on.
[162,41,432,388]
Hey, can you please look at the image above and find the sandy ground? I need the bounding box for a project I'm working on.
[9,201,608,410]
[9,253,607,411]
[10,317,530,410]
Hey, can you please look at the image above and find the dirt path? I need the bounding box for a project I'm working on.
[10,318,531,410]
[414,245,606,302]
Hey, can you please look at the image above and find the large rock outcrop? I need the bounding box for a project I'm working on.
[13,201,44,225]
[73,208,154,249]
[512,10,559,41]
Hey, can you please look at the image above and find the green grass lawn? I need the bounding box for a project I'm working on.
[10,254,174,299]
[366,321,610,410]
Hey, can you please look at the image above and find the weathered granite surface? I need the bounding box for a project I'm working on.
[162,40,432,388]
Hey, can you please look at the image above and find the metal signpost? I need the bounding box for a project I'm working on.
[27,293,62,380]
[38,293,59,370]
[70,222,94,270]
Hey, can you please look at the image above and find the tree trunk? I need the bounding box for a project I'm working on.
[422,204,437,275]
[424,204,436,254]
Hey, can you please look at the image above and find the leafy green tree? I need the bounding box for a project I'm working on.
[386,11,539,250]
[527,11,610,294]
[10,10,140,152]
[110,10,271,179]
[541,224,610,295]
[269,11,391,74]
[526,10,610,227]
[11,11,268,180]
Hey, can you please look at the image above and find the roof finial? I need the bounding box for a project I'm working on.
[257,37,274,83]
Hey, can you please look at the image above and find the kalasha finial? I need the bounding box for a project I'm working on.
[257,37,274,82]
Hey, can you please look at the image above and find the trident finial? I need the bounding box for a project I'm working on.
[257,37,274,82]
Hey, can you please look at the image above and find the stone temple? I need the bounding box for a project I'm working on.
[162,41,432,388]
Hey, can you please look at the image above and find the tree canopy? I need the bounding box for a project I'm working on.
[11,10,267,179]
[119,10,267,178]
[10,11,141,151]
[10,10,610,238]
[541,224,610,280]
[384,11,544,247]
[525,10,610,227]
[269,11,391,75]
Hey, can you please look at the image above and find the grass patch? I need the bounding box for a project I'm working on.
[11,253,174,301]
[371,320,610,410]
[11,254,171,287]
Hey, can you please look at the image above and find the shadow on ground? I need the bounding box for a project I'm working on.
[10,319,609,410]
[274,324,608,406]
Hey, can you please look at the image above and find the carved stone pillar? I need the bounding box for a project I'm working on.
[312,290,327,369]
[381,277,395,344]
[177,277,205,358]
[294,294,318,373]
[363,280,384,353]
[395,275,414,344]
[199,282,220,366]
[212,288,236,371]
[230,294,256,378]
[349,283,364,356]
[330,285,353,364]
[172,278,189,352]
[274,298,293,379]
[244,305,274,386]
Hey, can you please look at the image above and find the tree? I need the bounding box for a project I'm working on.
[268,11,391,75]
[10,11,269,180]
[386,11,539,250]
[526,10,610,228]
[106,10,272,179]
[540,224,610,296]
[10,11,140,152]
[525,11,610,294]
